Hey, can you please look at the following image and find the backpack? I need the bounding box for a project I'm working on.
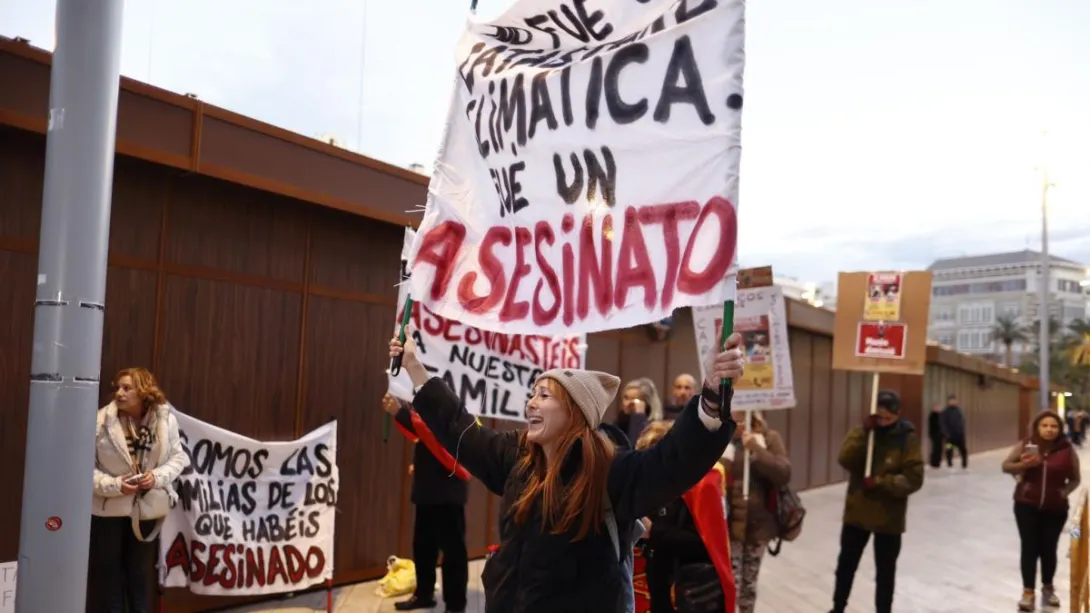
[765,483,805,556]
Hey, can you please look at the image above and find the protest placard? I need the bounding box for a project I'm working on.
[159,412,338,596]
[693,284,796,411]
[832,271,932,375]
[406,0,745,335]
[391,229,585,421]
[0,561,15,613]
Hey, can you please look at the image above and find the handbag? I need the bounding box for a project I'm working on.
[672,563,725,613]
[130,485,171,541]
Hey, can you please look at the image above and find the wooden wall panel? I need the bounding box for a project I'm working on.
[166,176,308,283]
[301,297,404,576]
[97,267,159,405]
[308,206,402,298]
[0,127,43,240]
[107,157,164,261]
[809,335,833,487]
[155,277,300,440]
[786,331,813,491]
[828,368,850,485]
[0,250,34,561]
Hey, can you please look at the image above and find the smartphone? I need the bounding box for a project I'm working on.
[1024,443,1039,457]
[125,474,143,484]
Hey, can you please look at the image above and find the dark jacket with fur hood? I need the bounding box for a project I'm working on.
[411,377,736,613]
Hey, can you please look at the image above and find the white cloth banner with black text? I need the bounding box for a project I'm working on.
[158,411,338,596]
[390,228,586,422]
[693,286,796,411]
[407,0,745,335]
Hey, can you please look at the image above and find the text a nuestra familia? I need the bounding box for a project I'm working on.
[164,434,337,589]
[397,301,583,419]
[419,0,740,330]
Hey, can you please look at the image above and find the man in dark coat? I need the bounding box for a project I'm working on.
[927,403,944,468]
[383,393,470,613]
[940,394,968,469]
[662,373,697,421]
[829,390,924,613]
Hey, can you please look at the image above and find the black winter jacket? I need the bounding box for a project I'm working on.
[394,407,468,506]
[412,377,736,613]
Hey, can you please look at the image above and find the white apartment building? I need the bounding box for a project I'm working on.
[926,250,1090,364]
[775,276,837,310]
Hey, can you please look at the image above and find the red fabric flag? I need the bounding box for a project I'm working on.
[681,469,737,613]
[394,411,470,482]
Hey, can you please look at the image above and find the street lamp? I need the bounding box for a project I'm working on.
[1036,133,1056,413]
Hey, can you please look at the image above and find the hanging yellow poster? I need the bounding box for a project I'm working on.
[864,272,903,321]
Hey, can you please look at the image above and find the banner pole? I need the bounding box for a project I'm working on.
[864,371,880,478]
[742,409,752,501]
[386,296,414,443]
[326,578,334,612]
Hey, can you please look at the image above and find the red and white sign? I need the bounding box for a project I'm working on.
[854,322,907,359]
[406,0,746,335]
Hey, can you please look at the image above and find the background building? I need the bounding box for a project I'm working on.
[926,250,1090,363]
[775,275,837,310]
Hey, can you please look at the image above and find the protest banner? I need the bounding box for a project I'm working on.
[406,0,745,335]
[159,411,338,596]
[693,276,796,411]
[0,561,14,613]
[832,271,932,375]
[391,228,586,422]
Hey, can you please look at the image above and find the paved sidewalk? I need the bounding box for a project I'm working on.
[223,446,1088,613]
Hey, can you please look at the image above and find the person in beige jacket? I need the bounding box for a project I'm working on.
[722,411,791,613]
[90,367,189,613]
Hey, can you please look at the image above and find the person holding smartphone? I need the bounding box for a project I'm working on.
[615,378,663,443]
[1002,411,1081,611]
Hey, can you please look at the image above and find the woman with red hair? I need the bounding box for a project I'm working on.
[389,330,744,613]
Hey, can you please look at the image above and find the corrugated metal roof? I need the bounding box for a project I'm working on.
[928,249,1082,271]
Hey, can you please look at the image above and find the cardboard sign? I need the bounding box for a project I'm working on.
[694,285,796,411]
[832,271,932,375]
[406,0,746,335]
[159,412,338,595]
[0,562,15,613]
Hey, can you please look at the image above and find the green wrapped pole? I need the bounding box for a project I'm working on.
[385,295,414,443]
[719,299,735,401]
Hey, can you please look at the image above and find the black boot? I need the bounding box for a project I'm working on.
[394,595,437,610]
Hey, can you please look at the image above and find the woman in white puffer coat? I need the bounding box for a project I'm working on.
[89,367,189,613]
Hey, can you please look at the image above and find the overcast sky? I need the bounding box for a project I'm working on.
[3,0,1089,285]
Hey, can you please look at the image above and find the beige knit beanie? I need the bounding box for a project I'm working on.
[537,369,621,430]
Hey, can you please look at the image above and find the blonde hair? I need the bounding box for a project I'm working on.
[623,377,664,421]
[112,367,167,413]
[635,420,673,450]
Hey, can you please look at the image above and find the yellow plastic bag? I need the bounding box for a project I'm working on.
[375,555,417,598]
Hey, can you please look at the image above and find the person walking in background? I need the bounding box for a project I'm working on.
[636,421,735,613]
[940,394,968,469]
[616,377,663,442]
[383,393,471,613]
[90,368,190,613]
[927,403,944,468]
[1002,411,1081,611]
[829,390,924,613]
[662,373,697,421]
[722,410,791,613]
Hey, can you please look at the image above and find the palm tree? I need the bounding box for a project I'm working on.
[1069,319,1090,367]
[990,313,1031,366]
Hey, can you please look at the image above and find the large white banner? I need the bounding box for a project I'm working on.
[693,286,796,411]
[390,228,586,422]
[159,412,338,596]
[407,0,745,335]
